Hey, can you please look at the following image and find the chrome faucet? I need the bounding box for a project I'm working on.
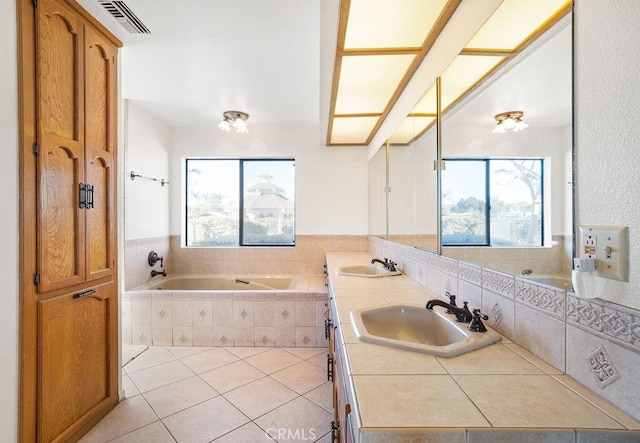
[426,298,473,323]
[151,269,167,277]
[371,257,397,272]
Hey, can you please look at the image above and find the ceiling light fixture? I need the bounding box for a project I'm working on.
[492,110,528,133]
[218,111,249,133]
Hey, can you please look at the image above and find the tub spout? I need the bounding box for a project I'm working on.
[151,270,167,277]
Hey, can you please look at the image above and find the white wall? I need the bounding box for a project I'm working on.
[124,101,171,240]
[0,0,19,440]
[168,127,369,236]
[575,0,640,309]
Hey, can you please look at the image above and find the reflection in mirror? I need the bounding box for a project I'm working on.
[368,145,387,239]
[412,95,438,252]
[388,143,416,246]
[441,17,573,287]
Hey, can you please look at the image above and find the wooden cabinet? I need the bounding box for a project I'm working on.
[328,296,353,443]
[37,284,116,442]
[36,0,117,293]
[18,0,121,440]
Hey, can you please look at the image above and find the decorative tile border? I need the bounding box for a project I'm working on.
[458,262,482,285]
[482,269,515,298]
[439,256,458,277]
[567,294,640,353]
[515,278,565,319]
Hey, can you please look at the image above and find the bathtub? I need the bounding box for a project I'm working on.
[123,274,329,348]
[522,274,572,290]
[145,274,317,291]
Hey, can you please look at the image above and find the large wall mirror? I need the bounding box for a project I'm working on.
[440,16,573,286]
[368,8,573,289]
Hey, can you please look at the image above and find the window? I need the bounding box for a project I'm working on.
[441,159,543,246]
[185,158,295,247]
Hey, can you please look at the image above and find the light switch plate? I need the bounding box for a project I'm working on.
[578,225,629,281]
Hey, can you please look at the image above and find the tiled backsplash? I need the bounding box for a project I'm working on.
[125,236,171,290]
[124,235,369,290]
[370,236,640,421]
[122,291,329,349]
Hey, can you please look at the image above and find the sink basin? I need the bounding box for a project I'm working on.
[350,304,501,357]
[337,265,402,278]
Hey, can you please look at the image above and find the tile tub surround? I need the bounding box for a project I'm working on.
[124,236,171,290]
[169,234,368,274]
[369,236,640,422]
[125,235,368,290]
[326,251,640,442]
[123,286,329,348]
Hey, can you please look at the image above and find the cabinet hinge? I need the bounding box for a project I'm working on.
[32,142,39,156]
[33,272,40,286]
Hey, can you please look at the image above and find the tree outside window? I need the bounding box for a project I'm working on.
[185,158,295,247]
[441,159,543,247]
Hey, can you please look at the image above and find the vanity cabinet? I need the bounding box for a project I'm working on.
[328,293,354,443]
[18,0,121,440]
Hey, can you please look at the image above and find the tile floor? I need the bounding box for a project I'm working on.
[80,346,333,443]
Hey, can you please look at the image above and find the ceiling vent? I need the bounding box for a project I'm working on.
[97,0,150,34]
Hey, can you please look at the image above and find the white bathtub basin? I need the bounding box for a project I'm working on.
[337,265,401,278]
[350,304,501,357]
[522,274,573,290]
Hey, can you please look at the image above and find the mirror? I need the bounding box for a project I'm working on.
[440,17,573,285]
[368,145,387,239]
[372,11,573,289]
[368,101,439,252]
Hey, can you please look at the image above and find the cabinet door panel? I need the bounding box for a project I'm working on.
[85,26,117,281]
[38,144,85,291]
[87,157,111,279]
[37,0,86,292]
[37,0,82,141]
[37,283,117,443]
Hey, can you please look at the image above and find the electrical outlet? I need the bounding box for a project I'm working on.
[578,225,629,281]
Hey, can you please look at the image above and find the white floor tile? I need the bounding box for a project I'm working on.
[165,346,214,359]
[84,345,331,442]
[180,347,239,373]
[223,377,298,419]
[255,396,332,443]
[143,376,219,418]
[129,360,195,393]
[108,421,176,443]
[244,348,304,374]
[212,422,274,442]
[271,361,327,395]
[124,347,177,374]
[79,396,158,443]
[200,360,266,394]
[162,396,249,443]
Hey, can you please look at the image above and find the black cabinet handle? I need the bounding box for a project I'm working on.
[79,183,95,209]
[79,183,87,209]
[325,318,333,340]
[86,184,94,209]
[73,288,96,299]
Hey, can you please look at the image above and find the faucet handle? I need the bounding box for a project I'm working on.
[468,308,488,332]
[444,291,457,306]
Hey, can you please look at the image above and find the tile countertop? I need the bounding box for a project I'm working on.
[325,252,640,443]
